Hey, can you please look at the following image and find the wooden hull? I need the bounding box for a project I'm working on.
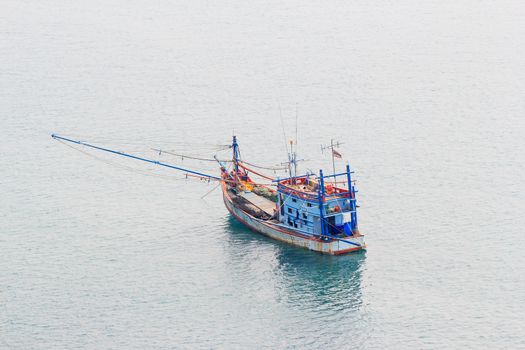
[222,184,365,255]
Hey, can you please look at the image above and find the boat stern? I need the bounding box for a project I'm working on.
[331,234,366,255]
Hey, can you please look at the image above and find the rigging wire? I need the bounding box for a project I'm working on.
[237,162,273,181]
[153,149,232,163]
[152,147,286,171]
[200,182,222,199]
[55,133,229,150]
[56,139,208,182]
[238,160,287,171]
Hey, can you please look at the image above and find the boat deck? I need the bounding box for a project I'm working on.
[238,191,276,216]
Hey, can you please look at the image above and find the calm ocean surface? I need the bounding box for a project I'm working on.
[1,1,524,348]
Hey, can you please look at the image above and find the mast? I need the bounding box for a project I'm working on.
[289,140,297,184]
[232,135,239,175]
[280,139,302,185]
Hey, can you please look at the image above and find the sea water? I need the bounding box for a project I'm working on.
[1,0,524,348]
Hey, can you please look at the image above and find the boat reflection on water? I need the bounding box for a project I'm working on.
[223,216,366,313]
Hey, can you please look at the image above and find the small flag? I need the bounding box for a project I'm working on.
[332,149,342,159]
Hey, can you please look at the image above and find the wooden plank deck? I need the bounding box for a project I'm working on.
[238,191,276,216]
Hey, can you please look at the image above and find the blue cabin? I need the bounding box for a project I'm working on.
[275,166,358,239]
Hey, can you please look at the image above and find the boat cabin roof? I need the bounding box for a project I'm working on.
[277,176,351,202]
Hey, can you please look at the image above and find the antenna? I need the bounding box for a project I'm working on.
[278,102,289,155]
[295,103,298,154]
[278,102,292,177]
[278,103,304,184]
[321,139,344,177]
[294,104,299,182]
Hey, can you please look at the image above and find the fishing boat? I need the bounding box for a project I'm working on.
[52,134,366,255]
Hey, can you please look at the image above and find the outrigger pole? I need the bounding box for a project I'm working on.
[51,134,221,180]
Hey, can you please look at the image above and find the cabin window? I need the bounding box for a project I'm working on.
[307,203,312,207]
[302,213,308,219]
[288,207,293,214]
[292,198,297,203]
